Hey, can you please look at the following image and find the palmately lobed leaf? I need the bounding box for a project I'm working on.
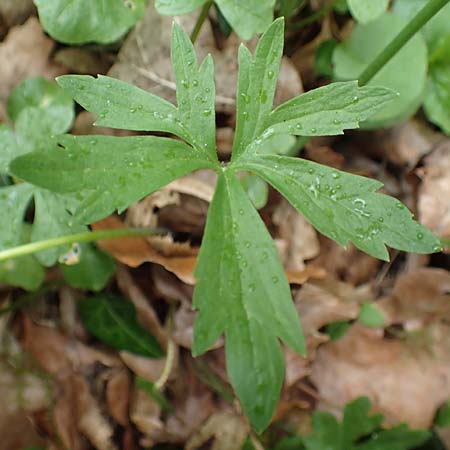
[10,134,217,224]
[234,154,442,260]
[193,169,305,432]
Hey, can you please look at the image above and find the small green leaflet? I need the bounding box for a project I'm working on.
[303,397,430,450]
[347,0,389,24]
[78,294,164,358]
[156,0,275,40]
[234,154,441,261]
[193,169,305,433]
[34,0,148,44]
[11,135,216,224]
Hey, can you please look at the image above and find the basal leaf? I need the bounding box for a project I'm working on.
[347,0,389,24]
[10,135,216,223]
[56,75,192,146]
[356,426,430,450]
[7,77,74,135]
[232,18,285,159]
[193,169,305,432]
[0,184,33,250]
[61,244,116,292]
[253,81,396,148]
[0,124,17,174]
[234,154,442,260]
[215,0,275,40]
[31,189,86,266]
[424,62,450,134]
[0,223,45,291]
[333,13,428,128]
[34,0,148,44]
[78,294,164,357]
[156,0,208,15]
[171,23,217,160]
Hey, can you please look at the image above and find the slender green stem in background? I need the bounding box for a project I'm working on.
[290,0,340,30]
[0,228,158,262]
[191,0,214,43]
[359,0,450,86]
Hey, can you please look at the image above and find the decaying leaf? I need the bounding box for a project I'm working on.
[418,141,450,241]
[311,323,450,428]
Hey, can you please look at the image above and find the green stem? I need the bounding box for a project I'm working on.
[0,228,157,262]
[290,0,340,30]
[191,0,214,43]
[359,0,450,86]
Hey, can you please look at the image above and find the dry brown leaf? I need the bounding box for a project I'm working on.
[0,17,65,120]
[74,375,118,450]
[378,268,450,329]
[130,387,163,446]
[185,411,249,450]
[93,216,198,284]
[310,324,450,428]
[106,369,130,427]
[418,141,450,241]
[274,199,320,271]
[0,0,34,27]
[284,279,361,387]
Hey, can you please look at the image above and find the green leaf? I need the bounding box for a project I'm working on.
[278,0,305,19]
[358,302,385,328]
[240,174,269,210]
[56,74,192,145]
[333,13,428,128]
[255,81,396,145]
[215,0,275,40]
[235,154,442,260]
[304,397,429,450]
[193,169,305,432]
[61,244,115,292]
[424,62,450,135]
[0,184,33,250]
[435,401,450,428]
[10,134,216,224]
[0,124,18,174]
[78,294,164,357]
[347,0,389,24]
[7,76,74,135]
[171,23,217,160]
[356,426,430,450]
[315,39,338,78]
[232,18,285,159]
[34,0,148,44]
[325,321,351,341]
[31,189,86,266]
[0,224,45,291]
[156,0,208,15]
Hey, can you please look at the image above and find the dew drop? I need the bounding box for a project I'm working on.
[352,96,359,103]
[181,79,189,88]
[261,251,268,262]
[268,70,275,79]
[378,217,384,223]
[333,118,340,125]
[332,171,340,179]
[244,241,251,248]
[433,244,442,252]
[193,79,199,87]
[272,276,279,284]
[310,127,317,133]
[238,209,244,215]
[396,202,405,209]
[203,109,212,116]
[248,283,256,293]
[242,261,248,268]
[130,107,136,113]
[295,123,302,130]
[137,104,143,110]
[260,89,268,104]
[417,232,424,240]
[308,168,314,174]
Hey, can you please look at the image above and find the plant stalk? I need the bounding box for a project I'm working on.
[0,228,157,262]
[191,0,214,43]
[359,0,450,86]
